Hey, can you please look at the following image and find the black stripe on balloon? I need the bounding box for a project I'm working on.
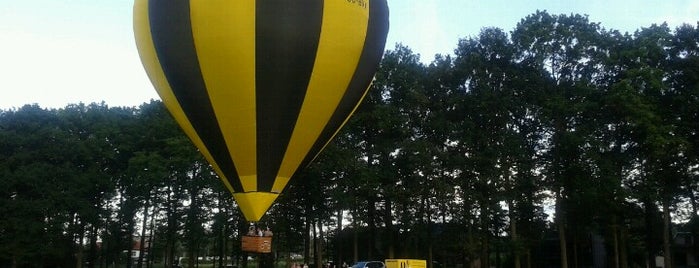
[148,0,244,192]
[299,0,390,174]
[255,0,324,192]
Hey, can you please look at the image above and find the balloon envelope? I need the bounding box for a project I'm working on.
[134,0,389,221]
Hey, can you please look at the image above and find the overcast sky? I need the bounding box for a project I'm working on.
[1,0,697,109]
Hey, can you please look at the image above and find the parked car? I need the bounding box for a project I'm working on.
[352,261,385,268]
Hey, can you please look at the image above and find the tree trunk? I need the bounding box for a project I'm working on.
[620,225,628,268]
[613,224,620,268]
[690,190,698,217]
[556,193,568,268]
[572,232,578,268]
[166,185,179,268]
[100,218,109,268]
[428,241,433,268]
[165,242,173,268]
[495,238,501,268]
[217,194,226,268]
[337,209,344,266]
[353,219,359,264]
[558,221,568,268]
[643,199,655,267]
[479,200,490,268]
[467,226,474,268]
[148,207,157,268]
[305,217,311,264]
[138,195,150,268]
[77,221,85,268]
[223,217,229,268]
[367,196,377,260]
[509,200,521,268]
[385,198,395,259]
[313,219,319,268]
[218,221,225,268]
[663,199,672,268]
[241,252,248,268]
[88,223,98,268]
[187,248,195,268]
[480,234,489,268]
[316,220,324,268]
[426,199,433,268]
[127,222,135,268]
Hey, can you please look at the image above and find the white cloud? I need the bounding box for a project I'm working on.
[670,0,699,27]
[413,0,446,59]
[0,30,156,109]
[387,0,451,60]
[3,0,698,109]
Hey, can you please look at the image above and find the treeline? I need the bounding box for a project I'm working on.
[1,11,698,268]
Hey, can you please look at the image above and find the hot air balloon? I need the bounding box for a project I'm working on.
[133,0,389,222]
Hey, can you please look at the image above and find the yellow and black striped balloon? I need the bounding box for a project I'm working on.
[133,0,389,221]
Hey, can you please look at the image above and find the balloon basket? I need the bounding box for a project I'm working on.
[242,235,272,254]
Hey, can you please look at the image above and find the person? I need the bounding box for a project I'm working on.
[264,227,273,236]
[247,226,256,236]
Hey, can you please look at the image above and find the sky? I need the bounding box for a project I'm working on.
[1,0,697,110]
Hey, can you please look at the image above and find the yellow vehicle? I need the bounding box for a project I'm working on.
[384,259,426,268]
